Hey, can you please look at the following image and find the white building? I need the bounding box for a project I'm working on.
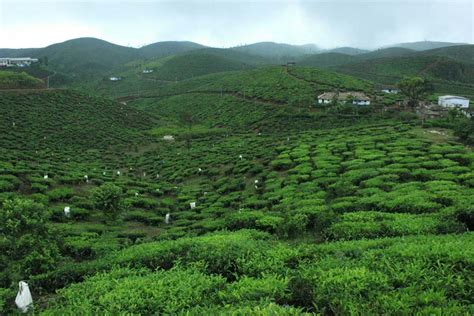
[381,88,399,94]
[142,69,153,74]
[438,95,470,109]
[318,92,371,106]
[0,57,38,67]
[109,77,122,81]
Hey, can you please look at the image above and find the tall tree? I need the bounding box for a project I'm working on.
[397,76,433,109]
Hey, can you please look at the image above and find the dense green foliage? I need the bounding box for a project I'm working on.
[397,76,434,108]
[333,55,474,97]
[0,89,155,150]
[0,71,44,89]
[0,199,62,287]
[92,183,126,221]
[0,41,472,314]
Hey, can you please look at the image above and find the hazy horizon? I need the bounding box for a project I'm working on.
[1,0,473,50]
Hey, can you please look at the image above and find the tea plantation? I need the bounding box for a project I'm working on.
[0,64,473,315]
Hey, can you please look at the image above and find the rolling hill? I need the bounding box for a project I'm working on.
[333,55,474,83]
[138,41,206,59]
[232,42,319,60]
[386,40,467,51]
[0,89,156,150]
[333,55,474,97]
[142,52,254,81]
[418,45,474,64]
[34,38,139,77]
[356,47,415,60]
[298,52,356,68]
[326,47,369,55]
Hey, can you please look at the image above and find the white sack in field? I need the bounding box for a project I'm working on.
[15,281,33,313]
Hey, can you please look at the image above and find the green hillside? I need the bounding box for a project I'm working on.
[1,111,473,313]
[1,37,474,315]
[298,52,356,68]
[418,45,474,64]
[356,47,415,60]
[186,48,272,66]
[144,52,254,81]
[35,38,139,81]
[76,47,273,98]
[0,90,155,150]
[0,71,44,89]
[387,41,467,51]
[138,41,206,58]
[232,42,318,60]
[327,47,369,55]
[333,55,474,96]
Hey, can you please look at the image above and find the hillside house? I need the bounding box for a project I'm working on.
[438,95,469,109]
[142,69,153,74]
[0,57,38,67]
[109,77,122,81]
[318,92,371,105]
[381,87,399,94]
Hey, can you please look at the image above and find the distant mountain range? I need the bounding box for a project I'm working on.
[0,37,472,95]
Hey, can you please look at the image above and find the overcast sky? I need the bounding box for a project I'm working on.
[1,0,473,49]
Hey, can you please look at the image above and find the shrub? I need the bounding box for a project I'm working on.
[0,198,62,288]
[221,275,289,304]
[42,266,226,315]
[278,213,309,238]
[92,183,125,222]
[47,187,74,202]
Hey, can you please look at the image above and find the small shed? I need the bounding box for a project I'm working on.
[438,95,469,108]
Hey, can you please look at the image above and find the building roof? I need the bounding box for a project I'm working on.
[438,95,469,100]
[318,91,370,101]
[0,57,38,61]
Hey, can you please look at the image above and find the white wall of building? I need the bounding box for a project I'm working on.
[438,96,470,108]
